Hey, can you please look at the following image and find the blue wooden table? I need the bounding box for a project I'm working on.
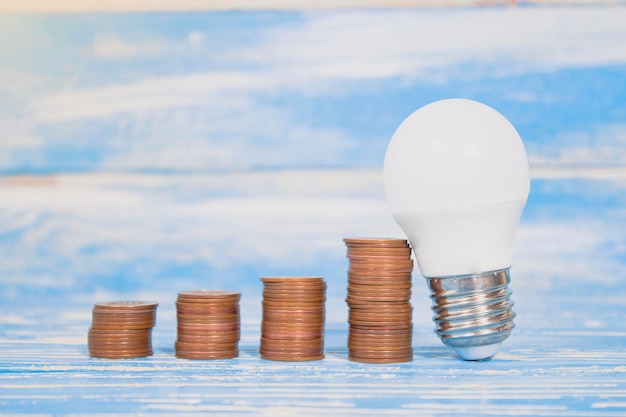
[2,5,626,415]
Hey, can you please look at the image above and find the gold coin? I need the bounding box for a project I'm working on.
[347,279,411,287]
[177,331,241,342]
[261,320,324,328]
[259,347,324,356]
[176,301,239,311]
[88,328,151,335]
[177,322,240,331]
[260,353,324,362]
[348,341,413,350]
[263,293,326,301]
[89,347,153,355]
[348,355,412,364]
[92,310,156,318]
[347,253,411,260]
[175,340,238,350]
[349,346,413,356]
[261,276,325,283]
[90,352,153,359]
[175,351,238,360]
[90,324,155,331]
[348,314,412,323]
[178,289,241,299]
[260,337,323,347]
[343,237,409,247]
[177,313,239,322]
[88,338,152,345]
[346,294,411,304]
[349,325,413,333]
[261,328,324,339]
[348,339,413,349]
[177,333,240,341]
[90,315,155,324]
[177,299,233,304]
[263,309,325,316]
[260,349,323,358]
[93,301,158,311]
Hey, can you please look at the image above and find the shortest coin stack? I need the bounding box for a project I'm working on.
[175,290,241,360]
[260,277,326,362]
[88,301,158,359]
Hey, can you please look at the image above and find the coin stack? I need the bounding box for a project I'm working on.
[260,277,326,361]
[344,238,414,363]
[175,290,241,360]
[88,301,158,359]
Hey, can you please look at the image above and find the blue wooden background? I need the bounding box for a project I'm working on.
[1,5,626,415]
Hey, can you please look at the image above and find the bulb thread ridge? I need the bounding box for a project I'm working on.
[427,269,515,348]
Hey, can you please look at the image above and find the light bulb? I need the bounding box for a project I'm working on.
[383,98,530,360]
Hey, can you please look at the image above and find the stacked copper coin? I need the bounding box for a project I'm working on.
[88,301,158,359]
[344,238,414,363]
[260,276,326,361]
[175,290,241,360]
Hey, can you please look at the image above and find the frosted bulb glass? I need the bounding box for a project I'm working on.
[383,98,530,360]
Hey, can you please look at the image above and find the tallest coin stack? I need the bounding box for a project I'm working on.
[344,238,414,363]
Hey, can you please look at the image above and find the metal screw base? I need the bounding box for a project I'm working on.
[426,269,515,361]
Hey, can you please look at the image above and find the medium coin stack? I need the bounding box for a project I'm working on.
[175,290,241,360]
[344,237,414,363]
[88,301,158,359]
[260,276,326,361]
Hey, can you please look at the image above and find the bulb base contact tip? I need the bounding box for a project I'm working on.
[426,269,515,361]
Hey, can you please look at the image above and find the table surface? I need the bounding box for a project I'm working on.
[2,292,626,416]
[2,5,626,416]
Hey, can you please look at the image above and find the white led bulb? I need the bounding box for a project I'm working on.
[384,98,530,360]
